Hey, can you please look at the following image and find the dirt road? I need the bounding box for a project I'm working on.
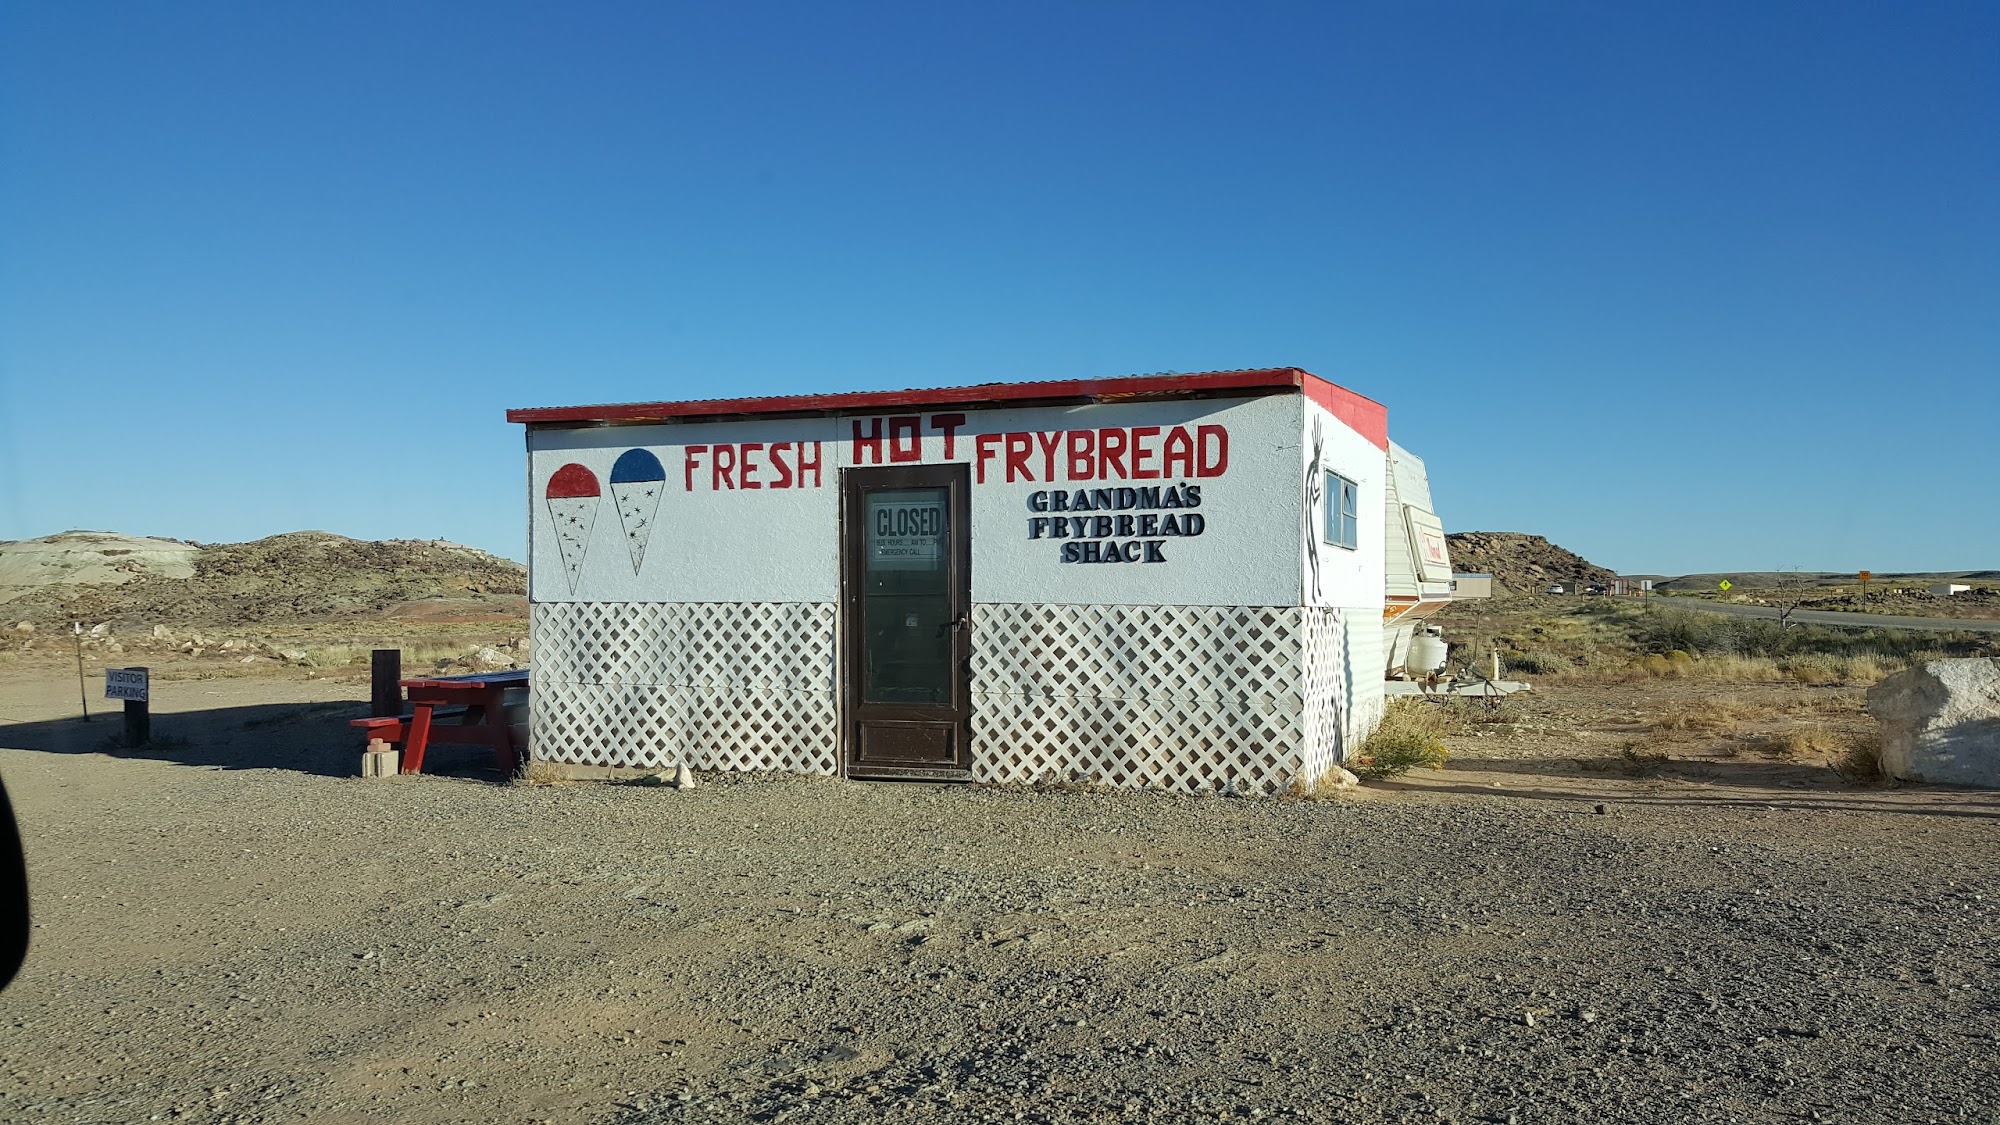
[0,666,1995,1124]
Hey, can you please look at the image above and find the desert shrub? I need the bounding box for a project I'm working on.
[1352,699,1451,779]
[1831,731,1885,783]
[1652,695,1777,732]
[1730,618,1794,657]
[1636,608,1731,655]
[1504,648,1572,676]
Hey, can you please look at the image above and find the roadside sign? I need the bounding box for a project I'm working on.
[105,667,149,702]
[1717,580,1732,591]
[1858,570,1872,582]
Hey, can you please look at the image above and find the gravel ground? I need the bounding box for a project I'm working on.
[1,668,1996,1124]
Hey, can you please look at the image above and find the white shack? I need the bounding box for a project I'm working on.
[507,367,1430,794]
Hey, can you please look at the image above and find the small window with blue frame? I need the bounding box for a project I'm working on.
[1324,471,1358,550]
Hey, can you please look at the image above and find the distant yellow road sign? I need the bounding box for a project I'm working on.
[1718,580,1732,591]
[1858,570,1872,582]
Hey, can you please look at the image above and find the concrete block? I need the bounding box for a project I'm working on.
[362,745,401,778]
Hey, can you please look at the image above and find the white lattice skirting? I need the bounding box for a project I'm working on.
[971,603,1347,794]
[530,600,1364,792]
[530,601,838,773]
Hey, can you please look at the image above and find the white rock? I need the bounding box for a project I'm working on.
[151,624,172,639]
[1321,766,1362,791]
[1866,659,2000,786]
[466,646,510,670]
[672,763,696,790]
[88,622,111,636]
[13,622,33,633]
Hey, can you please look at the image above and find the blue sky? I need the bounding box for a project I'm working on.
[2,1,1994,575]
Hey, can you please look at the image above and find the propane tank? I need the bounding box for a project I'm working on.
[1407,625,1448,677]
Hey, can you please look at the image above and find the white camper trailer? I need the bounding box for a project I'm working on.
[1382,441,1456,677]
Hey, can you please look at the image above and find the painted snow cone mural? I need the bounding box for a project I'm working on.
[544,463,601,593]
[609,448,666,574]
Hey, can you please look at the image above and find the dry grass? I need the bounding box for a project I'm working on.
[1351,699,1452,780]
[1830,731,1886,784]
[1607,651,1912,685]
[1648,691,1862,734]
[514,758,572,786]
[1741,725,1886,783]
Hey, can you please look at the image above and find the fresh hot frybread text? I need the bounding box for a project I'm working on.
[675,416,1230,492]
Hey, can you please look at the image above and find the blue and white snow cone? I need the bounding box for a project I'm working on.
[609,448,666,574]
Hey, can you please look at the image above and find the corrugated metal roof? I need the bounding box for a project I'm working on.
[507,367,1363,425]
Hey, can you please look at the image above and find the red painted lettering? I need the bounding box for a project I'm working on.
[770,442,793,488]
[739,442,764,489]
[684,446,708,491]
[930,413,966,459]
[796,441,823,488]
[1004,432,1034,482]
[1066,430,1095,480]
[1162,426,1196,478]
[1197,425,1229,477]
[1035,431,1061,481]
[1130,426,1161,479]
[974,433,1002,484]
[889,415,921,463]
[1097,427,1129,479]
[712,444,736,489]
[852,417,884,464]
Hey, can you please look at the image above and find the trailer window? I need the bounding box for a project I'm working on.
[1324,471,1358,550]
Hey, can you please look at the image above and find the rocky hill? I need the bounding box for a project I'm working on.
[1445,531,1616,596]
[0,531,525,628]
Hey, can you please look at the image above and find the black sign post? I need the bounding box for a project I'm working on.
[105,667,150,748]
[371,649,403,718]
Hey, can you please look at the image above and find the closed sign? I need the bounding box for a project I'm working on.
[867,491,947,571]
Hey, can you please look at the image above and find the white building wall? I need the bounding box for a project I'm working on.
[525,394,1301,607]
[1299,394,1389,773]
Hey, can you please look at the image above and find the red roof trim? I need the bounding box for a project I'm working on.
[507,368,1316,425]
[1302,373,1389,451]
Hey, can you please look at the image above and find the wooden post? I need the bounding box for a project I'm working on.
[122,666,149,748]
[73,623,91,721]
[371,649,402,718]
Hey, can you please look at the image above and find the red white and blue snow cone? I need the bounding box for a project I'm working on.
[609,448,665,575]
[544,463,601,593]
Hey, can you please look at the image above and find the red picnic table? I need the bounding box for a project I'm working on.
[350,669,528,775]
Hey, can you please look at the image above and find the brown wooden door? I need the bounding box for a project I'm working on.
[841,463,972,780]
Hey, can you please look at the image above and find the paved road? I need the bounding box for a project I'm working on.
[1653,596,2000,634]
